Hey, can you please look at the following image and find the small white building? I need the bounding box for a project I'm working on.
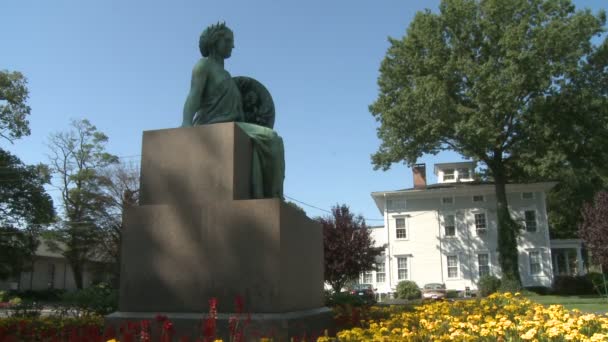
[363,161,578,296]
[0,239,112,292]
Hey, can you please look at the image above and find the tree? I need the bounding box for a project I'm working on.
[0,149,54,280]
[317,204,383,293]
[0,70,54,281]
[546,172,607,239]
[579,191,608,269]
[370,0,606,285]
[95,161,140,286]
[522,36,608,238]
[48,119,118,289]
[0,70,31,142]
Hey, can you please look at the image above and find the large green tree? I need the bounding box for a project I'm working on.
[48,119,118,289]
[0,70,31,142]
[521,35,608,238]
[370,0,606,285]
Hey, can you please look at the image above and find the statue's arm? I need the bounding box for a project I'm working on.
[182,62,207,127]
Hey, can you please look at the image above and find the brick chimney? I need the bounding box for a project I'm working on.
[413,163,427,189]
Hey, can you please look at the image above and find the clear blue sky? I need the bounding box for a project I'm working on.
[1,0,605,222]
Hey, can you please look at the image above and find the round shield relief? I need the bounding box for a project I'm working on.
[233,76,275,129]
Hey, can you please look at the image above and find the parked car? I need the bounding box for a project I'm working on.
[422,283,447,300]
[349,284,376,304]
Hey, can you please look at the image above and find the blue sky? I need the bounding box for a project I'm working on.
[1,0,605,222]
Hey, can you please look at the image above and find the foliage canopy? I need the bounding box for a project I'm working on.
[0,70,31,142]
[0,149,54,279]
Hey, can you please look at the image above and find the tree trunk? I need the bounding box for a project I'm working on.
[493,169,522,288]
[71,261,84,289]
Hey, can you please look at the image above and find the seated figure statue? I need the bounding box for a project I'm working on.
[181,22,284,199]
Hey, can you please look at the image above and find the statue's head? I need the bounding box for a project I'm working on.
[199,22,234,58]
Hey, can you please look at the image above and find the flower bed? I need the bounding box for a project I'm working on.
[3,293,607,341]
[0,316,106,341]
[331,292,608,341]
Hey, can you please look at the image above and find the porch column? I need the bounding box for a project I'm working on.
[576,247,584,275]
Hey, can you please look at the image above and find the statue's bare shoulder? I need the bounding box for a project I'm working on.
[191,58,212,79]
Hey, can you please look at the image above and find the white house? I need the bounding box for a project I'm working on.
[362,161,582,296]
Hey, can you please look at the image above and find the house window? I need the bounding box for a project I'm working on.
[458,168,470,179]
[361,271,373,284]
[478,254,490,277]
[443,169,455,181]
[522,192,534,199]
[447,255,458,278]
[444,215,456,237]
[474,213,487,234]
[529,251,542,275]
[525,210,537,232]
[376,262,386,283]
[396,218,407,239]
[441,197,454,205]
[397,257,408,280]
[472,195,484,202]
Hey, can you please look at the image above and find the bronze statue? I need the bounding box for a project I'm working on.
[182,22,284,198]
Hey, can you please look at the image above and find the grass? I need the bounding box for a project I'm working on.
[526,294,608,313]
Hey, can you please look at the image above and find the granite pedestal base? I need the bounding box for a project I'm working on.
[107,123,332,339]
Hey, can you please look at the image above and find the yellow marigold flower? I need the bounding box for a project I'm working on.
[590,333,607,341]
[582,314,596,322]
[520,328,537,340]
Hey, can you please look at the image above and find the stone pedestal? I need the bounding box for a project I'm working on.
[106,123,332,340]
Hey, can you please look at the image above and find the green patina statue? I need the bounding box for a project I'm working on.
[182,22,284,199]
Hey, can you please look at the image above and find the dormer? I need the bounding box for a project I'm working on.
[434,162,476,183]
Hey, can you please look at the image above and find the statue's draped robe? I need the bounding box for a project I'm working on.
[193,74,285,199]
[193,77,244,125]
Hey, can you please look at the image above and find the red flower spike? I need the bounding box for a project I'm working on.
[234,330,244,342]
[203,318,216,341]
[163,320,175,332]
[208,297,217,311]
[141,319,151,330]
[234,295,244,314]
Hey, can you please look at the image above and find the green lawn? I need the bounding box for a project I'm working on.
[526,294,608,313]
